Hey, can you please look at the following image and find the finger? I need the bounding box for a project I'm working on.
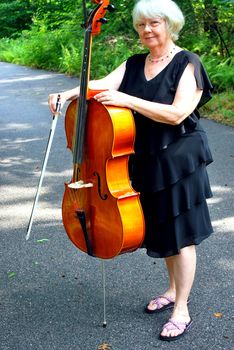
[95,96,110,103]
[48,94,60,114]
[93,90,110,100]
[48,94,55,110]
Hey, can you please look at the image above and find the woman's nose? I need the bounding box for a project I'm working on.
[143,23,152,32]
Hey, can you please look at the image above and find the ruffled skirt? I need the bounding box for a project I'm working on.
[130,130,214,258]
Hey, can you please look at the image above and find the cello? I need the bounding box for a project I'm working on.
[25,0,145,328]
[62,0,145,259]
[26,0,145,257]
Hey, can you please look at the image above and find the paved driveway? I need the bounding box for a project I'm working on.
[0,62,233,350]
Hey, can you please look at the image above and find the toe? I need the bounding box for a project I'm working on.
[147,301,156,311]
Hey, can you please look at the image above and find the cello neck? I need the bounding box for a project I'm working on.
[73,1,111,165]
[73,28,92,165]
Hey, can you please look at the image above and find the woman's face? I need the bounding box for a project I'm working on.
[136,17,170,49]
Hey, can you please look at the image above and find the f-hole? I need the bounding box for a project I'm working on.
[93,172,108,200]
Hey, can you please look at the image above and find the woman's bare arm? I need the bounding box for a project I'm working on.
[48,62,126,113]
[94,63,203,125]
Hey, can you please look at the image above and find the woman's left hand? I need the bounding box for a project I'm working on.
[94,90,130,108]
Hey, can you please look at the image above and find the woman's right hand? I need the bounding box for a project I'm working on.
[48,93,67,115]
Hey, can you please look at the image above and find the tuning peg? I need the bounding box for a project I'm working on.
[98,17,108,24]
[105,4,115,12]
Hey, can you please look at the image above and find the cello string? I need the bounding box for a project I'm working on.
[102,260,107,327]
[67,187,81,212]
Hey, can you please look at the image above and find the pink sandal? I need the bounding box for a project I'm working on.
[145,295,175,314]
[159,318,193,341]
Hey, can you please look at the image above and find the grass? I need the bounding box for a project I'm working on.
[201,91,234,127]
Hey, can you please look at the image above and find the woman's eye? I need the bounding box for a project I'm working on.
[150,21,160,27]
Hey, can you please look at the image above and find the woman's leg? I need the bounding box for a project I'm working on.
[146,256,176,312]
[161,245,197,338]
[164,256,176,295]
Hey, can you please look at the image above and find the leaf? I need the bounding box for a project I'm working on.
[7,272,16,278]
[214,312,223,318]
[97,342,112,350]
[36,238,49,243]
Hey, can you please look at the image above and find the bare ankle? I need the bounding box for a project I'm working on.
[165,288,176,299]
[172,304,190,319]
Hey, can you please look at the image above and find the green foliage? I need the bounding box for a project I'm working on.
[0,22,78,70]
[59,40,83,75]
[110,0,136,35]
[91,35,145,78]
[31,0,79,30]
[201,90,234,127]
[0,0,33,38]
[201,56,234,92]
[190,0,234,57]
[0,0,233,93]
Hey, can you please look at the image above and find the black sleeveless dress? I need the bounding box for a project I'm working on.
[118,50,214,258]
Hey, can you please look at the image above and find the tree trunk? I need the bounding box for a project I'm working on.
[176,0,198,34]
[203,0,230,57]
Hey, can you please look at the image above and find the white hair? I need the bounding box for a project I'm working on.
[132,0,185,41]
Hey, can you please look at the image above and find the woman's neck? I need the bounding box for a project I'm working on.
[147,41,181,64]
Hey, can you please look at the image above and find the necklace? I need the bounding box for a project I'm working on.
[148,46,176,63]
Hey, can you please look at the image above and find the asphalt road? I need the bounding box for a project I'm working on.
[0,62,233,350]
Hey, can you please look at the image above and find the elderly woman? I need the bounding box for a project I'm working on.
[48,0,214,342]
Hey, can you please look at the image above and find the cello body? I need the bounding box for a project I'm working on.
[26,0,145,257]
[61,0,145,259]
[62,98,145,259]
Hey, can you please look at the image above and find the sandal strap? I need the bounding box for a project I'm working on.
[163,319,190,332]
[151,295,174,307]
